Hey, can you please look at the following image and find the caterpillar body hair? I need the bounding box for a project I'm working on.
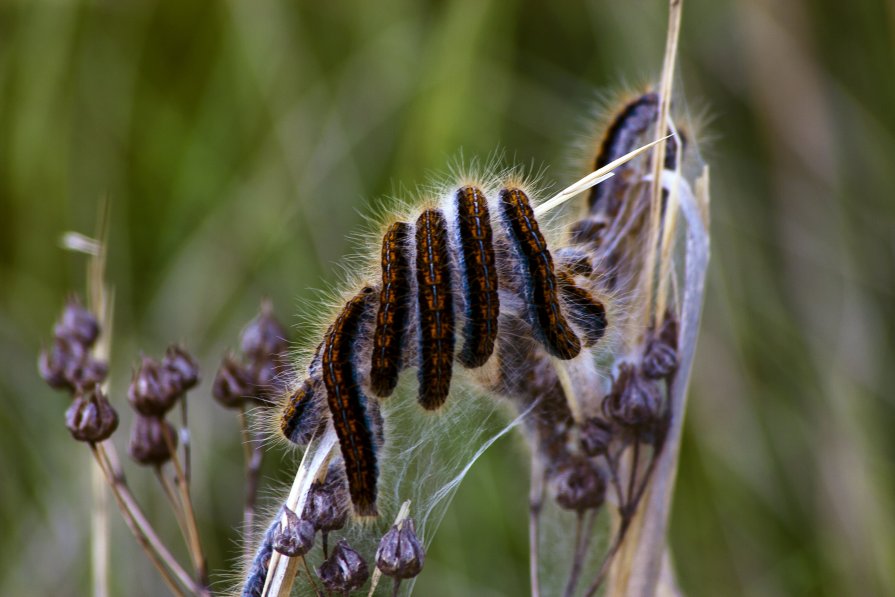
[278,176,614,517]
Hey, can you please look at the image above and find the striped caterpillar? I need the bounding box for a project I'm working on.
[278,179,609,517]
[277,88,684,519]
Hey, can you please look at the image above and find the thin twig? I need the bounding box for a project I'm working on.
[154,466,188,536]
[529,454,545,597]
[90,443,205,596]
[161,424,209,587]
[180,398,191,484]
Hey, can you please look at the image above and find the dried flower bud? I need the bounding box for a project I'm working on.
[128,357,178,415]
[551,457,605,512]
[212,355,252,409]
[247,359,288,407]
[602,364,663,432]
[162,345,200,392]
[65,385,119,442]
[643,315,678,379]
[272,507,316,557]
[54,298,100,347]
[317,539,369,593]
[128,414,177,465]
[38,337,85,390]
[240,301,288,361]
[375,519,425,579]
[579,417,612,457]
[303,475,348,533]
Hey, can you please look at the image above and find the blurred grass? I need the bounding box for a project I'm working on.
[2,0,894,595]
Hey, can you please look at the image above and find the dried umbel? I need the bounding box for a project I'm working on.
[375,518,425,580]
[54,297,100,347]
[65,384,119,442]
[643,314,679,380]
[128,413,178,466]
[240,301,289,361]
[551,457,606,512]
[39,336,108,391]
[212,354,252,409]
[272,507,315,558]
[162,345,200,392]
[303,474,349,533]
[579,416,613,457]
[128,357,181,416]
[602,363,664,435]
[317,539,369,593]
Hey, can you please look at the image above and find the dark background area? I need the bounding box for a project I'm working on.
[2,0,894,595]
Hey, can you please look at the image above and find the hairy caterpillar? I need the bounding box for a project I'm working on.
[278,178,609,517]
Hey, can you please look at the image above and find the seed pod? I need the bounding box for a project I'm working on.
[54,297,100,347]
[38,337,87,391]
[65,385,119,442]
[602,363,663,432]
[162,345,200,392]
[317,539,369,593]
[128,357,179,415]
[643,314,679,379]
[375,518,425,579]
[551,457,606,512]
[212,355,252,409]
[579,417,612,457]
[272,507,315,557]
[303,475,348,533]
[128,414,177,466]
[240,301,289,361]
[246,359,284,407]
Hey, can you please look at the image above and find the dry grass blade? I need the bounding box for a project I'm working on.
[607,167,710,597]
[262,428,338,597]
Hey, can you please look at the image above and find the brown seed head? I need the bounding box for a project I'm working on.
[128,357,179,415]
[272,506,316,557]
[579,416,613,457]
[303,475,349,533]
[551,457,606,512]
[128,414,177,466]
[54,297,100,347]
[162,345,200,392]
[375,518,425,579]
[211,355,252,409]
[602,363,663,433]
[65,385,119,442]
[643,313,679,379]
[240,301,289,362]
[317,539,369,593]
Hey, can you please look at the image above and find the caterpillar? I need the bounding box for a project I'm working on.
[277,88,685,518]
[279,180,608,517]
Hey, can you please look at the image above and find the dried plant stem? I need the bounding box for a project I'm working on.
[90,460,109,597]
[180,399,192,483]
[239,405,263,559]
[263,429,338,597]
[607,167,709,596]
[529,454,545,597]
[641,0,683,333]
[154,466,189,537]
[160,424,209,587]
[90,442,207,597]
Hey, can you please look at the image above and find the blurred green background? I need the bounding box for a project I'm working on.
[2,0,894,595]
